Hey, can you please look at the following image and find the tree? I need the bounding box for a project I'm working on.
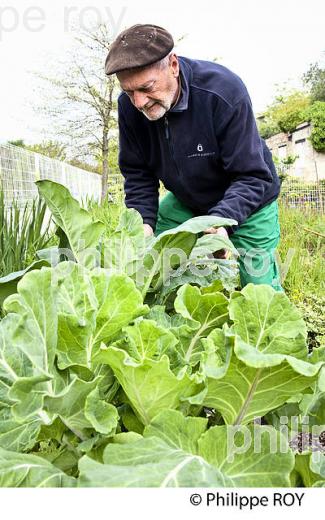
[258,91,311,137]
[94,137,119,174]
[303,60,325,102]
[304,102,325,152]
[27,141,67,161]
[7,139,26,148]
[267,91,311,134]
[258,119,281,139]
[6,139,67,160]
[33,23,119,201]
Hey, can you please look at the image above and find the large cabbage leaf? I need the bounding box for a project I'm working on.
[140,215,237,297]
[99,320,201,425]
[0,448,76,487]
[78,409,294,487]
[0,263,145,450]
[36,180,105,268]
[55,263,148,369]
[203,285,325,424]
[173,284,229,366]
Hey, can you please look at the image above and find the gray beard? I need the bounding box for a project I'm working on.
[140,97,174,121]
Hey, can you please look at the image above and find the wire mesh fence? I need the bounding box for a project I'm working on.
[0,143,102,207]
[279,177,325,214]
[1,143,325,215]
[107,175,325,215]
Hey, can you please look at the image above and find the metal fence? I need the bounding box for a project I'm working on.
[107,174,325,214]
[1,143,325,214]
[0,143,103,206]
[279,178,325,213]
[103,174,325,215]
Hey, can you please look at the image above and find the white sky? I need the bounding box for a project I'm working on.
[0,0,324,143]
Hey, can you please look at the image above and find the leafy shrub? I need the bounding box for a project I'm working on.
[258,119,281,139]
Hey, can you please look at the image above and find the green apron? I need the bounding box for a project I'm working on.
[155,192,282,291]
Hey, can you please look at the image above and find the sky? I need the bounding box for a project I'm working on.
[0,0,324,143]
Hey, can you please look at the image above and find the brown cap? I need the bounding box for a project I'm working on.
[105,24,174,75]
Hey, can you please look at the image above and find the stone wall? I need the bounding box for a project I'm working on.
[265,123,325,181]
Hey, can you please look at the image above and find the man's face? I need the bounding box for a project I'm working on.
[117,54,179,120]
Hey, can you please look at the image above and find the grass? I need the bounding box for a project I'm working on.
[277,204,325,301]
[277,204,325,348]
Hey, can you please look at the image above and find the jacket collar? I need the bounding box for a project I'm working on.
[169,57,191,113]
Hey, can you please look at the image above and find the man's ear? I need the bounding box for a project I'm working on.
[169,53,179,78]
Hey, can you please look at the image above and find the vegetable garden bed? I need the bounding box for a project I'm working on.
[0,181,324,487]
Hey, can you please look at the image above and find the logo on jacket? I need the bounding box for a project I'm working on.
[187,143,216,159]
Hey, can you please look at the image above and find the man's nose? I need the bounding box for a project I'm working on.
[133,91,149,110]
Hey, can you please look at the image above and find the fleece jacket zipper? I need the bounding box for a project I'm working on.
[164,115,180,176]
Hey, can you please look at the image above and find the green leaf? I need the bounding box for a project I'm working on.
[0,281,56,450]
[0,408,42,452]
[210,258,239,291]
[173,284,229,365]
[3,268,57,377]
[144,306,199,370]
[230,284,308,362]
[78,409,293,487]
[36,444,80,475]
[158,216,237,237]
[0,269,58,425]
[112,319,178,363]
[36,246,61,265]
[141,232,197,297]
[119,404,144,434]
[295,454,321,487]
[140,215,237,298]
[0,259,147,449]
[84,387,119,435]
[298,385,325,426]
[36,180,105,268]
[203,285,325,424]
[198,423,294,487]
[55,263,98,369]
[90,269,148,351]
[310,450,325,478]
[99,345,200,426]
[45,377,101,440]
[199,326,233,380]
[102,208,145,275]
[78,438,227,487]
[190,233,238,257]
[204,336,323,425]
[112,432,143,444]
[0,448,76,487]
[152,231,239,306]
[0,260,49,308]
[54,263,148,369]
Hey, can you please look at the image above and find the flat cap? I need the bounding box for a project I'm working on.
[105,24,174,75]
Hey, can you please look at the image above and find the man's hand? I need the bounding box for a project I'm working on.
[203,226,229,259]
[143,224,154,237]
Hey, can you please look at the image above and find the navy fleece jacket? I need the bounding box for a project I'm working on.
[118,56,280,231]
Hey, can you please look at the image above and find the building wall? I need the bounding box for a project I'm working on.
[265,123,325,181]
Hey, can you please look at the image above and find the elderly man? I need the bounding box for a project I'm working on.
[105,24,282,289]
